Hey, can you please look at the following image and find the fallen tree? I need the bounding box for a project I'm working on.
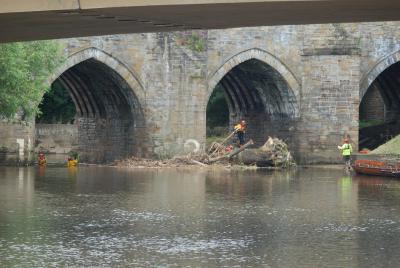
[206,136,295,168]
[237,137,296,168]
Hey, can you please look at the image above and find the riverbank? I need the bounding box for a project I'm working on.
[31,156,347,171]
[110,157,348,171]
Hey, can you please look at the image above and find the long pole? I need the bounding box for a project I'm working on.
[208,131,236,157]
[208,139,254,163]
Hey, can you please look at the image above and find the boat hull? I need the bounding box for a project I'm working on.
[353,159,400,177]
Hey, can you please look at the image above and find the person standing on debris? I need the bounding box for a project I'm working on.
[234,120,247,147]
[338,138,353,169]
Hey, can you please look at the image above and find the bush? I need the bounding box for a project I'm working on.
[359,120,384,129]
[0,41,65,118]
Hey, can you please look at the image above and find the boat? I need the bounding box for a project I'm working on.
[352,154,400,177]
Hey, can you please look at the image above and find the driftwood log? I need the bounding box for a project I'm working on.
[237,137,295,167]
[238,149,275,167]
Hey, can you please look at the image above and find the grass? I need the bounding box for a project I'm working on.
[359,119,384,129]
[371,134,400,154]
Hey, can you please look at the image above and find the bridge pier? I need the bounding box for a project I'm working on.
[297,54,360,164]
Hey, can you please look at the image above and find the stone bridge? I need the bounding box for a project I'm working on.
[2,21,400,164]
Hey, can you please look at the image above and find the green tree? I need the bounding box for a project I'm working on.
[0,41,64,119]
[206,86,229,129]
[36,80,76,124]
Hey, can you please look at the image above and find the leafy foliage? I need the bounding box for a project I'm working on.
[206,86,229,131]
[176,32,207,52]
[36,80,76,124]
[0,41,65,118]
[359,119,384,129]
[186,33,206,52]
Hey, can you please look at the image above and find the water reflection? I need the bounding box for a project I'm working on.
[0,167,399,267]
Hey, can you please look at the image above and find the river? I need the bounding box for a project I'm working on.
[0,166,399,267]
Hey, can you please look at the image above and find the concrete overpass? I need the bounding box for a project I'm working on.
[1,0,400,42]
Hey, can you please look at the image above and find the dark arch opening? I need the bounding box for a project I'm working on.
[36,58,145,163]
[36,80,76,124]
[206,85,230,144]
[207,59,298,148]
[359,62,400,150]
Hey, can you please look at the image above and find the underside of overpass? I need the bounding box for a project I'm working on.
[2,0,400,42]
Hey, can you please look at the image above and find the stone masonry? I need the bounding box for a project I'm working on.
[35,124,78,154]
[2,22,400,164]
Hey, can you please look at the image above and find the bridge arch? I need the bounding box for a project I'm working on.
[40,47,149,162]
[206,48,301,146]
[360,50,400,100]
[359,50,400,150]
[207,48,301,112]
[49,47,146,105]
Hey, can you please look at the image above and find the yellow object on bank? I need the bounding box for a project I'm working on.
[68,159,78,167]
[38,159,47,166]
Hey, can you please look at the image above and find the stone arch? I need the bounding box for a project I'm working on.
[39,47,150,162]
[49,47,146,105]
[358,50,400,150]
[205,48,301,147]
[360,50,400,100]
[207,48,301,116]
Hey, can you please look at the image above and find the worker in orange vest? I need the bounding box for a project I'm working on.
[38,152,47,166]
[234,120,247,147]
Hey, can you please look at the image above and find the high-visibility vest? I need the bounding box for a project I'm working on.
[341,143,352,156]
[234,123,245,132]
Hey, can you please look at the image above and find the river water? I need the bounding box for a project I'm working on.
[0,166,399,267]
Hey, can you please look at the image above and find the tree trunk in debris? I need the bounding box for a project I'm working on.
[208,140,254,163]
[237,149,275,167]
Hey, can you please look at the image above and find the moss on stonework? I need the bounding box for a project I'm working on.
[175,32,206,52]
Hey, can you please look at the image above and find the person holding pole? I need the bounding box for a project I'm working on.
[234,120,247,147]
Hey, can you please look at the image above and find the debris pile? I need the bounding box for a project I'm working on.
[208,140,254,164]
[114,154,209,168]
[115,137,295,169]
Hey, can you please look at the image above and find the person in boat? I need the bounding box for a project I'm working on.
[338,138,352,169]
[67,156,78,167]
[234,120,247,147]
[38,152,47,166]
